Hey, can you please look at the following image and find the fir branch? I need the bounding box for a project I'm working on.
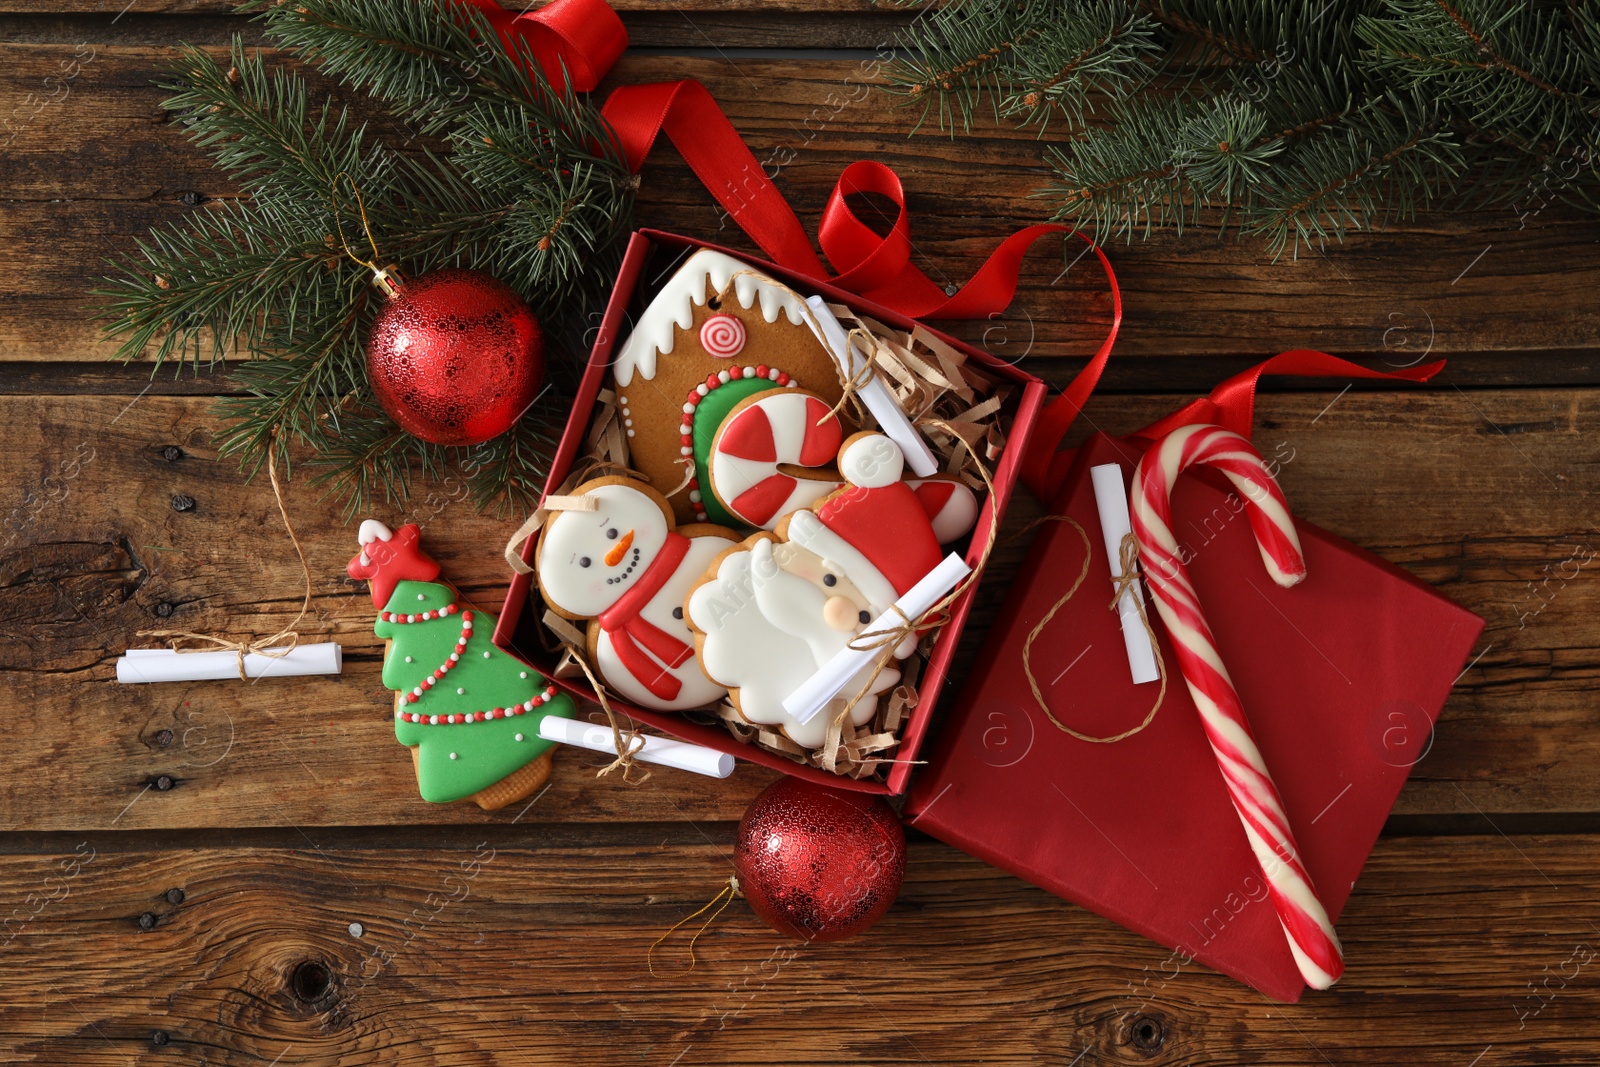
[880,0,1058,132]
[1001,2,1162,130]
[98,1,637,516]
[1248,95,1463,257]
[1359,1,1600,145]
[889,0,1596,252]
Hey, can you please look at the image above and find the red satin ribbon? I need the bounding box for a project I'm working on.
[477,0,1111,329]
[461,0,1444,510]
[1019,351,1447,501]
[458,0,625,93]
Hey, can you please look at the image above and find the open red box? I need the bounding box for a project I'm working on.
[492,230,1047,795]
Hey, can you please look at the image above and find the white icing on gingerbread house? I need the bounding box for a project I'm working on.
[613,250,812,388]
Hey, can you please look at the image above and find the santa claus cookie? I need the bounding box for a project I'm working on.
[610,249,851,528]
[536,477,740,711]
[347,521,576,809]
[685,433,973,748]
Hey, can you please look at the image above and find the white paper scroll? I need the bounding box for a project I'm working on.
[783,551,972,726]
[805,296,941,478]
[1089,464,1160,685]
[116,643,343,684]
[537,716,735,779]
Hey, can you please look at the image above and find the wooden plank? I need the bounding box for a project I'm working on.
[3,46,1598,369]
[0,10,914,48]
[0,835,1595,1064]
[0,0,902,12]
[0,387,1590,830]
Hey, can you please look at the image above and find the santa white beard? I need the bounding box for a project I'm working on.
[688,538,900,750]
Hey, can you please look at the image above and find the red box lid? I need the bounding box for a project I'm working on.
[493,230,1047,795]
[904,432,1484,999]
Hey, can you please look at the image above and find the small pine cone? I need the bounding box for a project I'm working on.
[155,275,171,290]
[537,236,552,252]
[1024,92,1041,109]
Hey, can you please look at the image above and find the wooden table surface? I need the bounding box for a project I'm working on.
[4,3,1600,1064]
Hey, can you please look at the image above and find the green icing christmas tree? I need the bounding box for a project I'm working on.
[349,520,574,805]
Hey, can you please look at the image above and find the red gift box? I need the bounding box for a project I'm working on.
[904,430,1484,1001]
[492,230,1047,795]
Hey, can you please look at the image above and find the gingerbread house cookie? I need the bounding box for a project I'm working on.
[611,249,850,527]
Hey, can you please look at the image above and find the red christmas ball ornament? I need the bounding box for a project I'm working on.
[733,777,906,942]
[367,268,544,446]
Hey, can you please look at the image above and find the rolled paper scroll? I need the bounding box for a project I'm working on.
[805,296,941,478]
[537,716,735,779]
[1089,463,1161,685]
[1129,422,1343,990]
[116,642,343,684]
[783,551,972,726]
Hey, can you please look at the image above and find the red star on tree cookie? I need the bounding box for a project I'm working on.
[347,520,441,608]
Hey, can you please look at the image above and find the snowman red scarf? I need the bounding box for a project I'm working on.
[595,531,695,701]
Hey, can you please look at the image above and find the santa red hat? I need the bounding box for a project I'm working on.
[786,482,943,609]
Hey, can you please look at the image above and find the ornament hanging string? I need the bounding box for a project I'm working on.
[330,172,404,294]
[139,439,315,680]
[1017,518,1167,744]
[647,875,741,979]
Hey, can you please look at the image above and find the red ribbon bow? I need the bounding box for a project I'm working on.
[459,0,1112,326]
[461,0,1441,503]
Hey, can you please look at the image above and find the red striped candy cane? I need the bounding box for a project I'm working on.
[1129,423,1344,990]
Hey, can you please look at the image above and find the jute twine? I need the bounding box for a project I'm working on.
[1018,518,1167,744]
[139,440,313,681]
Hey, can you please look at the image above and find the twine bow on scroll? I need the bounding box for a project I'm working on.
[1020,520,1168,744]
[138,444,315,681]
[817,415,1001,755]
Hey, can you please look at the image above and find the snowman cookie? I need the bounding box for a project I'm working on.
[685,434,975,748]
[536,477,740,712]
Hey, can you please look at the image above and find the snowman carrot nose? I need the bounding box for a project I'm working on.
[605,530,634,567]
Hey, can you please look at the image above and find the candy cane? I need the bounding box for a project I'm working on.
[1129,423,1344,990]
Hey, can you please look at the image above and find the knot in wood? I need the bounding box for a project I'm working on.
[290,959,336,1004]
[1128,1013,1164,1052]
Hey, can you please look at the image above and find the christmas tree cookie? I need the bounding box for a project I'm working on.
[347,520,575,808]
